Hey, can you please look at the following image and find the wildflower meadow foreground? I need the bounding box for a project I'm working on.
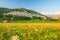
[0,23,60,40]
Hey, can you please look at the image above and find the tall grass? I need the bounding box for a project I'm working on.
[0,25,60,40]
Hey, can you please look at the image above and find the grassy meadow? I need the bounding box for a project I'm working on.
[0,23,60,40]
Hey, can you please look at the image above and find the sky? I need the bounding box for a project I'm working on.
[0,0,60,15]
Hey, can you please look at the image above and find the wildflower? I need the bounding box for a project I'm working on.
[35,29,38,32]
[11,35,19,40]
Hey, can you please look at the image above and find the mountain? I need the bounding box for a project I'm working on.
[0,7,56,22]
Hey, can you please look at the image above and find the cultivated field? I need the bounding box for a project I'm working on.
[0,23,60,40]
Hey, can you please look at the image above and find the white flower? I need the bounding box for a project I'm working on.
[11,35,19,40]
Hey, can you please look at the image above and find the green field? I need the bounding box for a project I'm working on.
[0,24,60,40]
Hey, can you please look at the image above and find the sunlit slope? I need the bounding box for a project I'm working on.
[0,7,56,23]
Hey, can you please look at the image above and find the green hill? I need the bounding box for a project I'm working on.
[0,7,57,23]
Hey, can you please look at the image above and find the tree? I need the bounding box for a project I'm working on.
[4,14,13,22]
